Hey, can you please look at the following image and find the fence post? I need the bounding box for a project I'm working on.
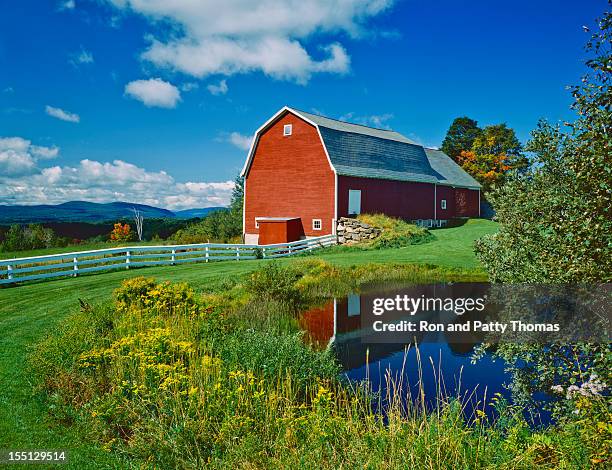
[7,264,13,280]
[126,250,131,269]
[205,246,209,263]
[288,244,292,256]
[171,249,176,265]
[236,247,240,261]
[73,256,78,277]
[262,247,266,258]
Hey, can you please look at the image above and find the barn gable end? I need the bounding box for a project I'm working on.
[242,107,482,243]
[243,110,336,243]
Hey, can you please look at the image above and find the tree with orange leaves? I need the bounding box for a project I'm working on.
[457,150,513,193]
[441,121,526,192]
[110,223,134,242]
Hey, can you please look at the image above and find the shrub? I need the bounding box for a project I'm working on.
[245,262,302,306]
[110,223,134,243]
[0,223,67,252]
[114,277,200,316]
[357,214,435,249]
[31,276,607,468]
[471,11,612,452]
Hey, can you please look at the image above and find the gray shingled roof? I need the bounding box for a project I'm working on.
[424,148,481,189]
[290,108,480,189]
[292,109,417,144]
[318,126,441,184]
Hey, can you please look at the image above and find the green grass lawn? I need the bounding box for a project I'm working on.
[0,219,496,468]
[0,240,167,260]
[322,219,495,269]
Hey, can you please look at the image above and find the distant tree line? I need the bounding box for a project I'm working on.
[0,177,245,253]
[0,224,71,252]
[0,216,214,253]
[172,176,244,244]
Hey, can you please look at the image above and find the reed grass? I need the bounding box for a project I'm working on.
[28,266,598,469]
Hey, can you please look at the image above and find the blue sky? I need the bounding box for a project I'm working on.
[0,0,605,209]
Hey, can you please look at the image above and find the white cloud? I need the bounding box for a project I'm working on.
[124,78,181,108]
[45,105,80,123]
[58,0,75,11]
[70,47,94,65]
[31,145,60,159]
[105,0,393,83]
[228,132,252,151]
[0,137,58,177]
[180,82,199,92]
[1,156,235,210]
[207,79,228,96]
[339,112,394,129]
[0,136,233,209]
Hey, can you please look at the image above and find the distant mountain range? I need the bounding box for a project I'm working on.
[0,201,226,224]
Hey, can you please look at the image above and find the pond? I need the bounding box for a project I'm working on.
[299,282,552,424]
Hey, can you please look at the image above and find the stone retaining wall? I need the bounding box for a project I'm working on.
[336,217,381,244]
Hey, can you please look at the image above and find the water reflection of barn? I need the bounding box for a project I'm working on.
[299,284,491,370]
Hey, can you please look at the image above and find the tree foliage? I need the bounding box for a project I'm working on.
[172,175,244,244]
[110,223,134,243]
[475,10,611,282]
[456,150,511,193]
[474,5,612,424]
[0,224,67,252]
[440,116,482,161]
[441,118,525,192]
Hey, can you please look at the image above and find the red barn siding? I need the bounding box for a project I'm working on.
[436,185,455,218]
[244,112,335,238]
[258,218,304,245]
[337,176,435,220]
[454,188,479,217]
[299,303,335,347]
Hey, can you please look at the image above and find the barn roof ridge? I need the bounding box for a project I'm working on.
[288,107,417,145]
[241,106,481,189]
[289,107,400,132]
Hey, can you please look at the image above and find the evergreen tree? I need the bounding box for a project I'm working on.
[440,116,482,161]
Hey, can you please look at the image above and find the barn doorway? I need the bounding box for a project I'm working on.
[348,190,361,215]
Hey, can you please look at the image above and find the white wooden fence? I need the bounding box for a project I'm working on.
[0,235,336,285]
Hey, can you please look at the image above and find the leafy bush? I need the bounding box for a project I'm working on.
[172,175,244,244]
[245,262,302,306]
[357,214,435,248]
[0,223,68,252]
[473,7,612,437]
[114,276,200,316]
[31,274,608,468]
[109,223,134,243]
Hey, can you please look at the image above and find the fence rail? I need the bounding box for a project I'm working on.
[0,235,336,285]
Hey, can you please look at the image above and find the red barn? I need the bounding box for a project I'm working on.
[241,107,481,244]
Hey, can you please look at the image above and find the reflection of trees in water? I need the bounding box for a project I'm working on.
[299,283,610,419]
[474,284,610,417]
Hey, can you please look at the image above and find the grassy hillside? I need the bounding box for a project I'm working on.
[0,219,496,468]
[0,240,166,260]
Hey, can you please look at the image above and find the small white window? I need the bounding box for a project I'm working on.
[283,124,292,136]
[441,199,447,210]
[312,219,322,230]
[255,218,259,229]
